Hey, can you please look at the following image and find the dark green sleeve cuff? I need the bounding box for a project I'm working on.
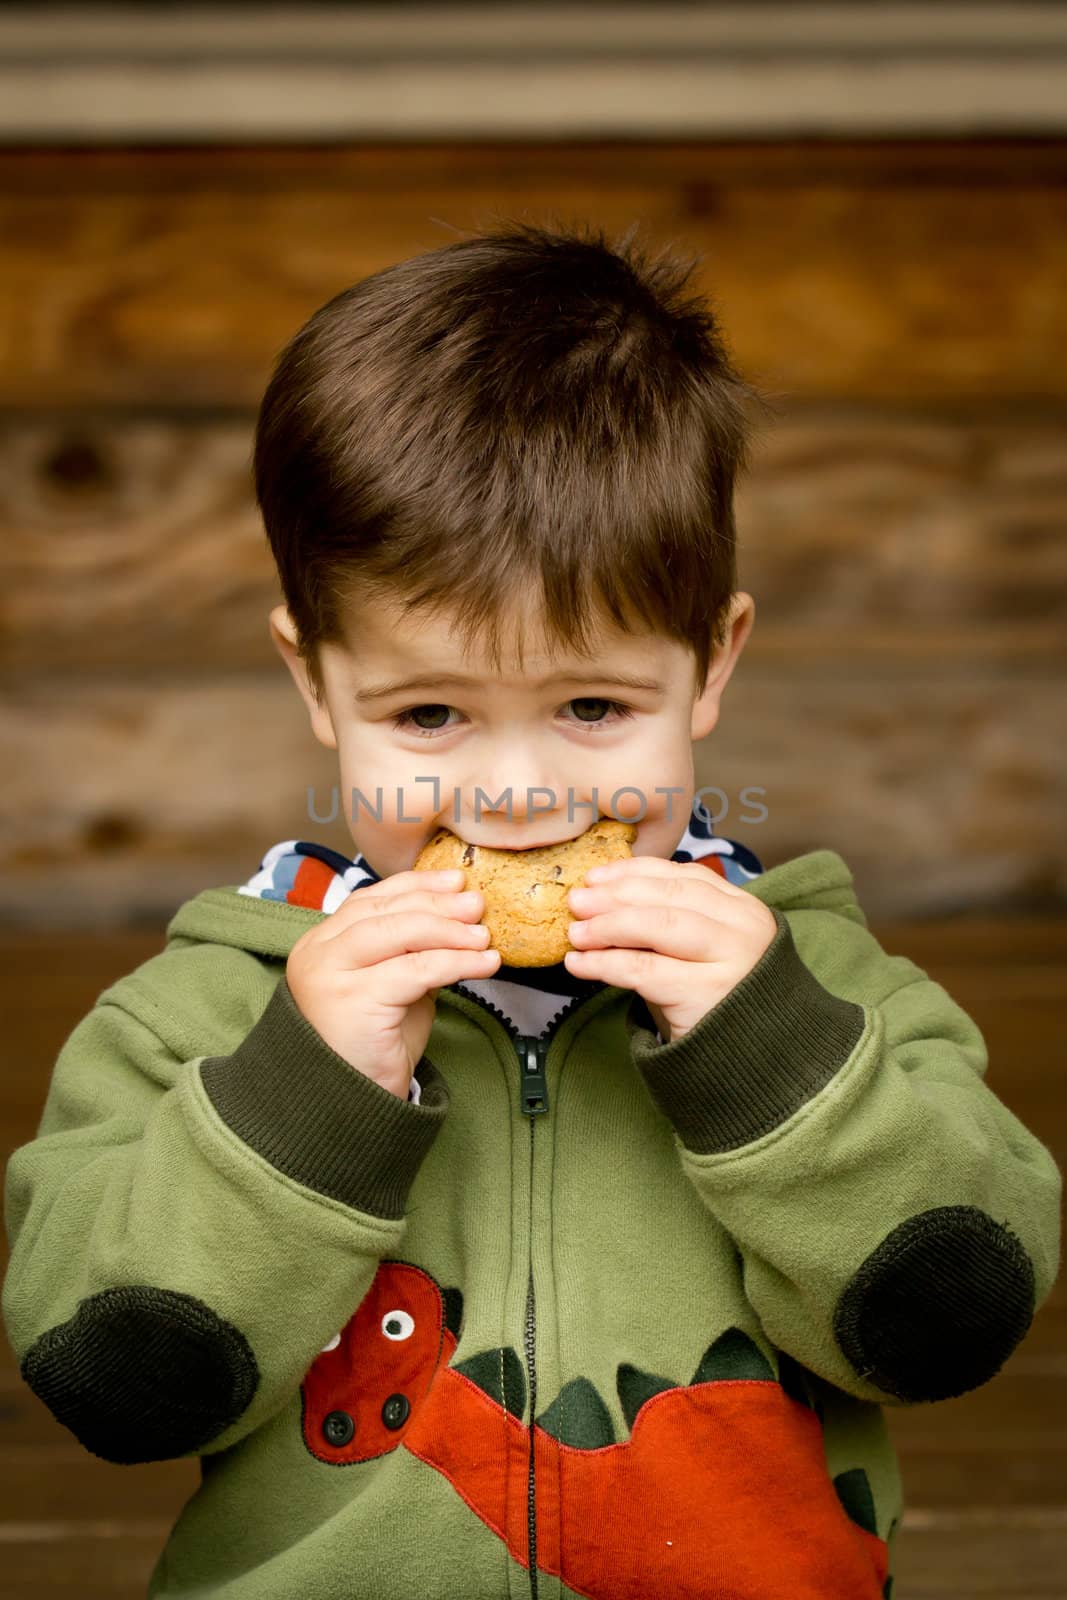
[629,907,867,1154]
[199,976,448,1220]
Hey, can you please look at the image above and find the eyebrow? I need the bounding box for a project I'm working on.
[355,670,668,704]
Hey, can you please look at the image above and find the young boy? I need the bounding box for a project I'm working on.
[3,219,1060,1600]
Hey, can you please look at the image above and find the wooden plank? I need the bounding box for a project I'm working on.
[0,667,1063,925]
[0,1448,196,1526]
[2,410,1065,673]
[4,1349,1063,1511]
[2,919,1060,1172]
[0,416,272,675]
[4,59,1066,144]
[2,3,1064,62]
[892,1508,1067,1594]
[740,415,1067,663]
[1,1,1064,145]
[3,1433,1064,1530]
[874,919,1067,968]
[6,1516,1059,1600]
[859,931,1067,1113]
[2,140,1066,192]
[3,1260,1064,1520]
[0,143,1065,406]
[0,1526,169,1598]
[2,916,1065,1106]
[3,1339,1065,1564]
[3,901,1061,1192]
[0,1517,1061,1600]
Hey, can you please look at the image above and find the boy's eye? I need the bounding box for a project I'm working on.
[391,699,636,738]
[394,703,453,734]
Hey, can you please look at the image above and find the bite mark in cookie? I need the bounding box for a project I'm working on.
[414,819,637,967]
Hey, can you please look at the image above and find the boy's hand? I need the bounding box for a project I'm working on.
[565,857,778,1044]
[286,870,499,1099]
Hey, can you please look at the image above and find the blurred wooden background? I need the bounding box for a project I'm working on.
[0,83,1064,1600]
[1,138,1065,928]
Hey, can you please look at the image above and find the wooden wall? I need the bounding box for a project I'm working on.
[1,132,1064,1597]
[2,139,1065,927]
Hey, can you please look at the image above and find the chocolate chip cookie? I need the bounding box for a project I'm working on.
[414,818,637,967]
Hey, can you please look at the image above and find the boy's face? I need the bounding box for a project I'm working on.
[270,592,754,880]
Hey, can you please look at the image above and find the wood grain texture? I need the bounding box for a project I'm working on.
[1,1,1064,145]
[1,404,1065,923]
[3,411,1065,672]
[1,139,1064,922]
[2,666,1062,925]
[0,124,1064,1600]
[0,141,1065,406]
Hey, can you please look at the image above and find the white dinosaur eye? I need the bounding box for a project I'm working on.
[381,1308,414,1340]
[320,1332,341,1353]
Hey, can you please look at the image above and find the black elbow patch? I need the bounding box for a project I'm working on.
[833,1206,1036,1403]
[20,1285,259,1463]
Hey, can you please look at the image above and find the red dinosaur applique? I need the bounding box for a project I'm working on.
[301,1260,892,1600]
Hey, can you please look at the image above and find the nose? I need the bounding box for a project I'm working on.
[459,782,576,848]
[466,747,564,827]
[481,789,557,825]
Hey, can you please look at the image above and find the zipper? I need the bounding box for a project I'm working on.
[448,979,598,1597]
[449,980,591,1059]
[524,1240,538,1594]
[519,1036,550,1117]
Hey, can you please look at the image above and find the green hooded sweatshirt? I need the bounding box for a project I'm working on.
[2,846,1061,1600]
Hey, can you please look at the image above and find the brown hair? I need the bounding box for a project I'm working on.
[253,214,775,706]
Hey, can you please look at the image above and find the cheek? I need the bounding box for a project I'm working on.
[346,747,463,831]
[599,737,689,800]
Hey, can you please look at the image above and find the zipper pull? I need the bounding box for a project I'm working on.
[518,1036,550,1118]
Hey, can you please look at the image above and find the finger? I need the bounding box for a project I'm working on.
[366,945,501,1008]
[376,886,484,919]
[317,884,484,944]
[343,869,468,909]
[563,943,683,1001]
[584,856,745,896]
[567,905,721,963]
[570,871,731,919]
[327,909,493,968]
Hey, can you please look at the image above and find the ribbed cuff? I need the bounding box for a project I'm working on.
[629,908,867,1154]
[199,976,448,1219]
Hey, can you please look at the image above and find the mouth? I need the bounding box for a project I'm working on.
[464,836,581,852]
[448,828,592,853]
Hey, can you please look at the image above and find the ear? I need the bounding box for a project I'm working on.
[690,592,755,741]
[268,605,339,751]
